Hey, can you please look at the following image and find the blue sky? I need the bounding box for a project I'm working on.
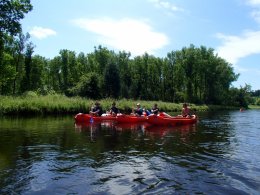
[21,0,260,90]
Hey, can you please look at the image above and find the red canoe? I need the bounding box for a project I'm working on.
[116,114,147,123]
[74,113,116,123]
[147,114,197,126]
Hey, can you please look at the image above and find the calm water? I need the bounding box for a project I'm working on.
[0,110,259,194]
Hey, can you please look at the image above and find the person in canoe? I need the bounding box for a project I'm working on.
[142,106,151,116]
[151,103,159,115]
[90,101,103,116]
[109,102,120,116]
[181,103,191,117]
[132,103,143,116]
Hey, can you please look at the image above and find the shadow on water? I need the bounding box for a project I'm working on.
[0,110,260,194]
[74,121,199,156]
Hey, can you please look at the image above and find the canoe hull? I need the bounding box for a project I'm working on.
[74,113,116,123]
[147,114,197,126]
[116,115,147,123]
[75,113,197,126]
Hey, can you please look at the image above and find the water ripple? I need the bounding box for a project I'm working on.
[1,111,260,194]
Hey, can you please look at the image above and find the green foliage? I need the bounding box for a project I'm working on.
[0,94,89,115]
[1,0,255,106]
[224,85,252,108]
[104,62,120,98]
[22,90,38,98]
[69,72,101,99]
[1,11,256,108]
[20,43,36,93]
[0,1,256,110]
[0,0,32,34]
[254,98,260,105]
[0,53,16,94]
[0,0,33,81]
[2,43,251,105]
[0,94,241,116]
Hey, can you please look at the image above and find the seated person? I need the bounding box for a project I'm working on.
[151,103,159,115]
[90,102,103,116]
[142,106,151,116]
[181,103,191,117]
[132,103,143,116]
[109,102,120,116]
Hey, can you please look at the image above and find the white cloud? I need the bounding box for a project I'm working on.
[215,30,260,65]
[251,10,260,23]
[246,0,260,22]
[247,0,260,5]
[72,18,169,56]
[152,0,180,11]
[29,26,57,39]
[148,0,184,15]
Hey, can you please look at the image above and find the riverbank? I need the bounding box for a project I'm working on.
[248,105,260,109]
[0,94,240,116]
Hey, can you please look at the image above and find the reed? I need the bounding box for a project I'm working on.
[0,94,88,115]
[248,105,260,109]
[0,94,237,116]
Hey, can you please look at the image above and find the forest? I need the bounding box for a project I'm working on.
[1,0,259,109]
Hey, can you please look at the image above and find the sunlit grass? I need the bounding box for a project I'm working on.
[248,105,260,109]
[0,94,238,116]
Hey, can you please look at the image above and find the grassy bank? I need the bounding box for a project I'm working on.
[0,94,239,116]
[248,105,260,109]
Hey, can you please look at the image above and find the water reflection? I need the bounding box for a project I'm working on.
[74,121,197,142]
[1,111,260,194]
[74,121,199,158]
[75,122,101,142]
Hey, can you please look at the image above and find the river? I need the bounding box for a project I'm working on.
[0,110,259,194]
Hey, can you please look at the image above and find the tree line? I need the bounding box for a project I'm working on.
[0,0,257,108]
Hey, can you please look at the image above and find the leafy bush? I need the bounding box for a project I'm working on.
[255,98,260,105]
[69,72,101,99]
[22,91,38,98]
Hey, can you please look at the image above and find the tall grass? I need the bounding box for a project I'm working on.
[0,94,88,115]
[0,94,238,116]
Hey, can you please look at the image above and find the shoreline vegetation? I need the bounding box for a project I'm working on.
[1,1,259,118]
[1,94,253,116]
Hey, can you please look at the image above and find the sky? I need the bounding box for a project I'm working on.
[21,0,260,90]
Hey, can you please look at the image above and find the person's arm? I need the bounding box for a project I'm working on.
[181,108,185,116]
[188,107,192,116]
[96,108,100,114]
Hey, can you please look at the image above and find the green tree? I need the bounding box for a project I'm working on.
[77,52,89,74]
[164,51,178,102]
[129,57,143,99]
[12,32,31,94]
[93,45,111,75]
[104,62,120,98]
[255,98,260,105]
[30,55,46,92]
[20,41,34,92]
[227,85,251,108]
[116,51,131,98]
[251,90,260,97]
[49,56,62,92]
[0,0,32,71]
[146,56,162,100]
[0,53,15,94]
[170,45,238,104]
[59,49,69,92]
[70,72,101,99]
